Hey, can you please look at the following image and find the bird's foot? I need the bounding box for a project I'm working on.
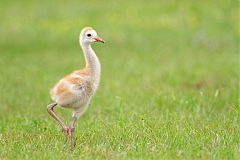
[62,126,69,140]
[69,127,76,148]
[62,126,76,148]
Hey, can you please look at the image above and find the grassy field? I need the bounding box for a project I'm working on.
[0,0,239,159]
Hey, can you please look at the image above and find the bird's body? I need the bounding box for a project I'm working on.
[49,68,94,110]
[47,27,104,147]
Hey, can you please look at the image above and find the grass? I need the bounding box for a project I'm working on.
[0,0,239,159]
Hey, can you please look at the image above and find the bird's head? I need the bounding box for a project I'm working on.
[79,27,104,45]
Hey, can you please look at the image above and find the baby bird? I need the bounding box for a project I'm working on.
[47,27,104,146]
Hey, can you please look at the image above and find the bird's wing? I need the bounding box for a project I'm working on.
[49,68,93,105]
[50,74,90,105]
[64,74,88,93]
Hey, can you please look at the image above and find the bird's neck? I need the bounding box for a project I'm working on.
[80,42,101,81]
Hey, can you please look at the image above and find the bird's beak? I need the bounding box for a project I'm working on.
[94,36,105,43]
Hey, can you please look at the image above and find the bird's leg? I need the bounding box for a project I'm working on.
[47,102,69,139]
[68,111,80,148]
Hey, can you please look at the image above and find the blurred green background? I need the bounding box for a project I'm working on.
[0,0,239,159]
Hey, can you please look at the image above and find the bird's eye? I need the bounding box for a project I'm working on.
[86,34,92,37]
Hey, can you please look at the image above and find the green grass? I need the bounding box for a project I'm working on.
[0,0,239,159]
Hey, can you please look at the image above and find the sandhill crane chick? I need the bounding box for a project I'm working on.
[47,27,104,146]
